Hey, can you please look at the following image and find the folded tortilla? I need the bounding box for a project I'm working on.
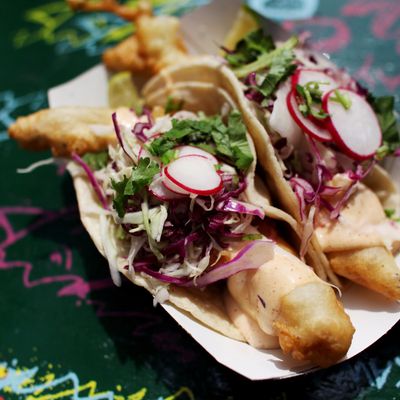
[142,54,400,301]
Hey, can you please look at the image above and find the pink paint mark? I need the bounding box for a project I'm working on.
[0,206,75,251]
[50,251,63,265]
[0,205,116,302]
[282,21,294,31]
[64,247,72,271]
[376,70,400,91]
[342,0,400,53]
[282,17,351,53]
[0,259,90,299]
[353,54,376,88]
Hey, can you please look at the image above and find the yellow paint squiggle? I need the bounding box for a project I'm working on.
[0,360,194,400]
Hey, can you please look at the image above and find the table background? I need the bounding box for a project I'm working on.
[0,0,399,399]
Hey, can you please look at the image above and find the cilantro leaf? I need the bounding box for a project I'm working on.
[82,151,109,170]
[295,82,329,120]
[111,175,131,218]
[147,111,253,170]
[227,110,254,170]
[160,149,177,165]
[225,29,275,68]
[233,36,298,79]
[330,89,352,110]
[111,158,160,217]
[385,208,400,222]
[129,158,160,193]
[242,233,263,241]
[368,95,400,159]
[257,50,297,100]
[165,96,184,113]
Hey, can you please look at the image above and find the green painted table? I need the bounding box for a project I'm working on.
[1,1,399,399]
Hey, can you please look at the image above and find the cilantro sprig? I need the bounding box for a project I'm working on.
[330,89,352,110]
[368,95,400,159]
[165,96,184,113]
[225,29,275,68]
[256,51,297,100]
[223,29,298,101]
[296,81,330,120]
[82,151,109,170]
[232,36,298,79]
[385,208,400,222]
[111,157,160,217]
[147,110,253,171]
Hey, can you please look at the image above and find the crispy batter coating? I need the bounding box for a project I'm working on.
[103,15,188,74]
[274,282,354,367]
[68,0,188,74]
[329,246,400,301]
[67,0,152,21]
[102,35,146,72]
[8,107,117,157]
[136,15,188,73]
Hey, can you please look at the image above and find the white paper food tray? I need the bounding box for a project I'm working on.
[48,0,400,380]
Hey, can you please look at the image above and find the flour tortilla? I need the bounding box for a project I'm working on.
[142,56,336,284]
[142,56,400,300]
[68,79,301,341]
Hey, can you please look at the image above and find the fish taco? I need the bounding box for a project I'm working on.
[9,84,354,367]
[142,27,400,302]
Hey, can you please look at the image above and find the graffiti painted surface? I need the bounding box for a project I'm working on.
[0,358,194,400]
[1,0,399,399]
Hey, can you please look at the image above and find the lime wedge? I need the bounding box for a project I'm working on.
[222,5,260,51]
[108,71,142,112]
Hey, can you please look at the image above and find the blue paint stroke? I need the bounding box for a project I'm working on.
[0,90,46,143]
[0,361,114,400]
[55,13,129,56]
[247,0,319,21]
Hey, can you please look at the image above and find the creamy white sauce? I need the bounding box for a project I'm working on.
[316,183,400,253]
[224,291,279,349]
[227,246,320,335]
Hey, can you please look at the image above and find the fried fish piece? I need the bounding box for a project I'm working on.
[70,0,188,75]
[8,107,118,156]
[227,247,354,367]
[102,15,188,74]
[67,0,152,21]
[328,247,400,301]
[102,35,147,72]
[274,282,354,367]
[136,15,188,74]
[316,184,400,300]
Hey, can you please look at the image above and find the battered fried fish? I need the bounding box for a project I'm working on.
[8,107,117,156]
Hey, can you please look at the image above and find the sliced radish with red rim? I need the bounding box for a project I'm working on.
[176,145,218,165]
[322,88,382,160]
[149,174,185,201]
[161,168,190,195]
[292,68,338,96]
[286,90,333,142]
[164,155,223,196]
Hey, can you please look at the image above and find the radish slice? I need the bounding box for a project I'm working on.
[176,145,218,165]
[161,168,190,195]
[292,68,338,96]
[286,90,333,142]
[269,82,303,147]
[322,88,382,160]
[149,174,185,201]
[164,155,223,196]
